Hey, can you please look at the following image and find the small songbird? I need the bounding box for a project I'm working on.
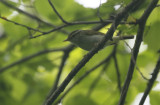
[64,30,134,51]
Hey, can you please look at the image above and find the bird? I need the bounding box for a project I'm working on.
[64,30,134,51]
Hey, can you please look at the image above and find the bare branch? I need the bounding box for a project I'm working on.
[48,0,69,24]
[0,16,44,33]
[118,0,159,105]
[30,24,68,38]
[0,45,74,73]
[123,40,148,80]
[97,0,104,22]
[113,50,122,93]
[139,56,160,105]
[43,45,74,105]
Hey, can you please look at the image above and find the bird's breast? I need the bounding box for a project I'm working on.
[76,35,103,50]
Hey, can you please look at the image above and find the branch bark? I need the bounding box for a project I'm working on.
[53,48,115,105]
[43,45,74,105]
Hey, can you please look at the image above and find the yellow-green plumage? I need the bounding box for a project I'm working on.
[64,30,134,51]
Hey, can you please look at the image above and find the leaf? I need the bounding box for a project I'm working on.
[150,91,160,105]
[64,94,97,105]
[144,7,160,51]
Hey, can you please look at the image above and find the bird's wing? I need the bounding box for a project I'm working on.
[82,30,105,36]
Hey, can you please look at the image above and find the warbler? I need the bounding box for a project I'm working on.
[64,30,134,51]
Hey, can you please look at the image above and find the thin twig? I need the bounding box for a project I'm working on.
[0,0,54,27]
[0,16,44,33]
[30,24,68,38]
[0,45,74,73]
[123,40,149,80]
[113,50,122,93]
[48,0,69,24]
[112,32,122,93]
[139,56,160,105]
[97,0,104,22]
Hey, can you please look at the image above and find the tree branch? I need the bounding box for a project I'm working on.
[123,40,148,80]
[53,48,115,105]
[48,0,69,24]
[118,0,159,105]
[139,56,160,105]
[0,45,74,73]
[43,45,74,105]
[0,16,44,33]
[113,49,122,93]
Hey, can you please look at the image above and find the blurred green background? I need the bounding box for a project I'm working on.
[0,0,160,105]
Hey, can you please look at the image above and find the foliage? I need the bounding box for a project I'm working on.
[0,0,160,105]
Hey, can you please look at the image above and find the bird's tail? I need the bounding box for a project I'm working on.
[119,35,134,40]
[113,35,134,41]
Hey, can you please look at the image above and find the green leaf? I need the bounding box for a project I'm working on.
[144,7,160,51]
[150,91,160,105]
[64,94,97,105]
